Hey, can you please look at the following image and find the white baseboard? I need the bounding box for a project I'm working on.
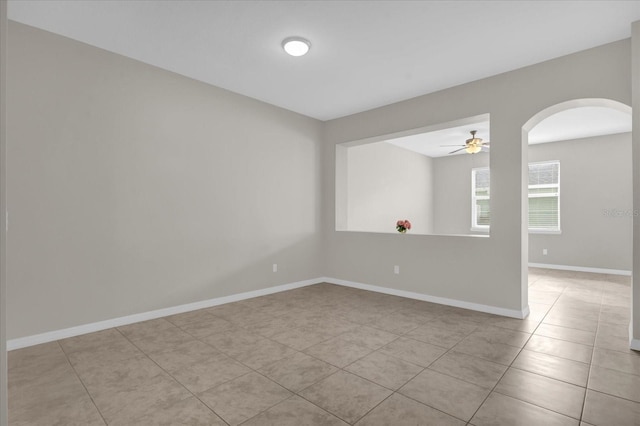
[528,263,631,276]
[7,278,322,351]
[8,276,534,351]
[322,277,528,319]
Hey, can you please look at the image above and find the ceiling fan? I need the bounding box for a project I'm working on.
[442,130,490,154]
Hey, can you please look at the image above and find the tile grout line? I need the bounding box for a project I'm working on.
[579,282,605,423]
[55,340,109,426]
[114,326,233,426]
[11,271,632,425]
[346,314,492,424]
[465,278,575,423]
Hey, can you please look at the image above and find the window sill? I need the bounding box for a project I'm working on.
[529,229,562,235]
[471,227,561,235]
[470,227,490,233]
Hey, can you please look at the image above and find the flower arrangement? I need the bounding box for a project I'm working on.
[396,219,411,233]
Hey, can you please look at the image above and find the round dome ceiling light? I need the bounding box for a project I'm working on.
[282,37,311,57]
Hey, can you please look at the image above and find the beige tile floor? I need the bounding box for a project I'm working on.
[8,268,640,425]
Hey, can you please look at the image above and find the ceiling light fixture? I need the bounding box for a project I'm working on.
[465,144,482,154]
[282,37,311,57]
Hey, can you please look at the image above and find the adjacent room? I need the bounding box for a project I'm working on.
[1,1,640,426]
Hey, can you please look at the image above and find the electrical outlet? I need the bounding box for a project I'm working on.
[273,263,278,272]
[394,265,400,274]
[543,249,548,255]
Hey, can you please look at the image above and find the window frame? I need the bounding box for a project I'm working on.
[527,160,561,234]
[471,160,561,233]
[471,168,491,232]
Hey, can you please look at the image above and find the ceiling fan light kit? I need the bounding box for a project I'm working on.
[446,130,490,154]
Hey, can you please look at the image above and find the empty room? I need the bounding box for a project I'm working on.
[1,1,640,425]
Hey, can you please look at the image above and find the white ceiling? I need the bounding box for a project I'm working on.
[8,1,640,121]
[528,107,632,144]
[387,106,631,158]
[387,121,491,158]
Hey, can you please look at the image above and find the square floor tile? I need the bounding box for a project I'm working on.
[109,396,226,426]
[177,316,235,339]
[118,319,179,341]
[494,368,585,419]
[242,395,348,426]
[171,352,251,393]
[511,349,589,387]
[165,309,216,328]
[524,335,593,364]
[399,369,490,421]
[355,393,464,426]
[591,347,640,376]
[126,327,196,357]
[588,365,640,403]
[429,351,507,388]
[259,352,337,392]
[8,342,65,372]
[594,333,632,353]
[269,326,334,351]
[337,325,399,350]
[534,323,595,346]
[299,371,392,424]
[467,326,531,348]
[90,372,192,424]
[405,324,470,349]
[72,355,165,395]
[345,351,423,390]
[582,389,640,426]
[198,372,292,425]
[200,328,263,356]
[471,392,578,426]
[487,317,540,333]
[148,340,220,373]
[368,311,426,334]
[378,337,446,367]
[9,391,106,426]
[9,362,104,425]
[452,334,521,366]
[304,337,373,368]
[543,314,598,333]
[231,338,297,369]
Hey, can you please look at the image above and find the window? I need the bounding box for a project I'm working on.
[528,161,560,232]
[471,161,560,232]
[472,168,490,229]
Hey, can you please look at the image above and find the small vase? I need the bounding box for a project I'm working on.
[398,229,407,233]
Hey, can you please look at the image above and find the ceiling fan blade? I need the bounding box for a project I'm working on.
[440,144,466,147]
[448,147,467,154]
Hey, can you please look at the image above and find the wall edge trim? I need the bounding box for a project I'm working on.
[529,263,631,276]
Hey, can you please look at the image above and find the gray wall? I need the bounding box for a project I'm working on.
[432,152,489,235]
[7,22,324,339]
[529,133,632,270]
[346,142,433,234]
[323,39,630,314]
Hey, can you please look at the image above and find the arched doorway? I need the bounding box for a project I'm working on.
[521,98,632,347]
